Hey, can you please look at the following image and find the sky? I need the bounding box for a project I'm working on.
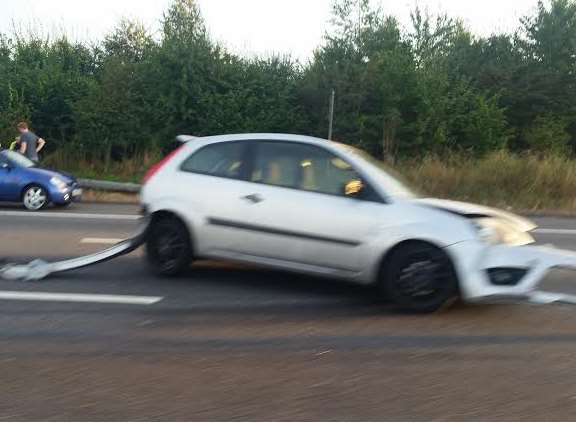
[0,0,540,60]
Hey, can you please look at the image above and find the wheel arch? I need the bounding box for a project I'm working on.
[375,238,462,312]
[149,209,196,251]
[376,238,455,281]
[21,182,50,201]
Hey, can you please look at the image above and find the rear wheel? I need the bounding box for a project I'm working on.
[146,216,193,277]
[379,242,459,313]
[22,185,49,211]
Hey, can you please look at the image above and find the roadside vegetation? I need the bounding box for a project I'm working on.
[64,150,576,214]
[399,152,576,213]
[2,0,576,210]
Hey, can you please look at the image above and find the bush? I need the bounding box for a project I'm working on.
[524,115,571,153]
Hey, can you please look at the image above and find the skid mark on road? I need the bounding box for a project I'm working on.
[0,291,162,305]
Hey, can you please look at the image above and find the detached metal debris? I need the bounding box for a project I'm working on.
[0,218,149,282]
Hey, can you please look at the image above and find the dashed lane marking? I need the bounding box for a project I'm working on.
[81,238,125,245]
[0,291,162,305]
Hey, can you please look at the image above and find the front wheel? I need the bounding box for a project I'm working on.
[22,185,49,211]
[146,217,193,277]
[379,242,459,313]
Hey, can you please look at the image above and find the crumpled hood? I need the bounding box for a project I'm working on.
[414,198,537,232]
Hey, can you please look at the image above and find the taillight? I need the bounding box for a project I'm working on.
[142,145,185,184]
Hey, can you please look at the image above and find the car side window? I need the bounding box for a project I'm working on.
[251,142,365,197]
[251,142,301,189]
[181,142,246,180]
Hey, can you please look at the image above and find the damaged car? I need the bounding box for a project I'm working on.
[140,133,576,313]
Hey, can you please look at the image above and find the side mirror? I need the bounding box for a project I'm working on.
[344,179,364,197]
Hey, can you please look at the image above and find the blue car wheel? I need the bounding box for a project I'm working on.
[22,185,49,211]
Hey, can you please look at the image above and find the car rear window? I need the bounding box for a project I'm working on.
[1,150,35,168]
[180,142,246,180]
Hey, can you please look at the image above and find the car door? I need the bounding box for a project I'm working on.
[0,153,19,200]
[176,140,274,256]
[225,141,387,274]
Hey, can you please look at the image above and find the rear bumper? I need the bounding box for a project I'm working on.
[447,241,576,305]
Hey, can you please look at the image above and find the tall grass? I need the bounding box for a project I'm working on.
[44,149,576,212]
[398,151,576,213]
[43,150,162,183]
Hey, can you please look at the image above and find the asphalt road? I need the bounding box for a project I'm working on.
[3,204,576,421]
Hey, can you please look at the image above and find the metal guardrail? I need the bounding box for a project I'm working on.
[78,179,141,193]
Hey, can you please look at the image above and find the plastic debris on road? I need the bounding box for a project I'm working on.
[529,291,576,306]
[0,259,52,281]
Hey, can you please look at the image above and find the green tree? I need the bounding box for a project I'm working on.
[73,19,156,164]
[524,114,571,153]
[409,9,511,154]
[2,0,576,166]
[514,0,576,148]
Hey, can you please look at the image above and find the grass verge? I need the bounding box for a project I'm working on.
[397,151,576,214]
[81,189,139,204]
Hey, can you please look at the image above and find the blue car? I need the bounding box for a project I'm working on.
[0,150,82,210]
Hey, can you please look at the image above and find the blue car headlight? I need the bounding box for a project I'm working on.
[50,176,68,191]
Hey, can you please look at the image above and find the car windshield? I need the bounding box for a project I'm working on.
[1,150,36,168]
[335,143,418,199]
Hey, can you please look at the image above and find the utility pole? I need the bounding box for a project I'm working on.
[357,0,362,41]
[328,89,335,140]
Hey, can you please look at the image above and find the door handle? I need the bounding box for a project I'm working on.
[241,193,264,204]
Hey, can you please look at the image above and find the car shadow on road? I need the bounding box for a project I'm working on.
[148,261,487,319]
[5,255,483,319]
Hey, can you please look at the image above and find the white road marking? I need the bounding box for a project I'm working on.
[81,238,125,245]
[0,211,139,220]
[0,291,162,305]
[535,229,576,235]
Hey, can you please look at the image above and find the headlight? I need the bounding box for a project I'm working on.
[50,177,68,191]
[473,217,534,246]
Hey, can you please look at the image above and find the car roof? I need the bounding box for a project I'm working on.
[0,149,15,159]
[179,133,333,147]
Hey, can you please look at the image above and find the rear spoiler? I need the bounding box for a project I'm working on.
[176,135,198,144]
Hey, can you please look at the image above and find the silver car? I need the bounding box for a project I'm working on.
[140,134,576,313]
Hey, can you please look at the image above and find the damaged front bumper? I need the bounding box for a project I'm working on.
[448,240,576,305]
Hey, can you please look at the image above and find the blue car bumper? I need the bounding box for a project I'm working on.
[49,182,83,205]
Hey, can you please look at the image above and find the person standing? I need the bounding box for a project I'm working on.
[17,122,46,163]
